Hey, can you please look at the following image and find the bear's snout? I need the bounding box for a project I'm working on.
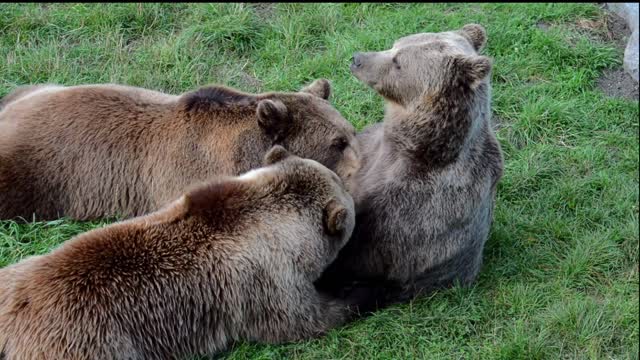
[351,52,363,69]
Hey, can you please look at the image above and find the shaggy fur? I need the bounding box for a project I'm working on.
[0,147,367,360]
[0,79,359,221]
[317,24,504,304]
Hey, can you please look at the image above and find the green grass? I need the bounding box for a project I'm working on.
[1,3,638,359]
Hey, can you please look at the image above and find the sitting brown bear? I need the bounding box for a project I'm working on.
[0,79,359,221]
[0,146,368,360]
[317,25,504,304]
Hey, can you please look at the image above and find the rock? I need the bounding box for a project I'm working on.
[607,3,639,82]
[624,29,639,82]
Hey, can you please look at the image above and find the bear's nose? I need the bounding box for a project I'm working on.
[351,52,363,68]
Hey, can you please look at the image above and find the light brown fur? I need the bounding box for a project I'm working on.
[0,80,359,221]
[0,147,365,360]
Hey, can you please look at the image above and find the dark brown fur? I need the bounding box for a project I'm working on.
[0,147,364,360]
[0,80,359,221]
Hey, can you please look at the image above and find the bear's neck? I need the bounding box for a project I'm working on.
[228,121,275,174]
[171,106,273,176]
[384,83,489,169]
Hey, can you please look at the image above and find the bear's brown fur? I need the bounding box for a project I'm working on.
[317,24,504,305]
[0,79,359,221]
[0,146,365,360]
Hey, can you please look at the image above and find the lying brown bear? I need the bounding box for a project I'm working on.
[0,146,369,360]
[0,79,359,221]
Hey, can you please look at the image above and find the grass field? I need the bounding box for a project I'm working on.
[1,3,638,359]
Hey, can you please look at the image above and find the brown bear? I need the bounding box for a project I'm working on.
[0,79,359,221]
[0,146,371,360]
[316,24,504,305]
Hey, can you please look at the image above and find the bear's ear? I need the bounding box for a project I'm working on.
[323,198,348,236]
[173,195,193,217]
[452,55,492,89]
[147,195,190,224]
[263,145,292,165]
[257,99,290,140]
[458,23,487,51]
[300,79,332,100]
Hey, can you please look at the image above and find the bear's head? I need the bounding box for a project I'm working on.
[256,80,360,189]
[350,24,491,107]
[171,145,355,281]
[260,145,356,280]
[181,79,360,190]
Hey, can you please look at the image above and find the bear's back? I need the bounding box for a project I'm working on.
[0,85,186,220]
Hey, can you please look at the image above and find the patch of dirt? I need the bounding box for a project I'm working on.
[536,21,551,32]
[534,9,638,101]
[537,9,629,49]
[247,3,275,21]
[596,4,638,100]
[601,10,631,49]
[537,4,638,100]
[596,68,639,101]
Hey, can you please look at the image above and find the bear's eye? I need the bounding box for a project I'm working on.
[392,57,401,70]
[332,137,349,151]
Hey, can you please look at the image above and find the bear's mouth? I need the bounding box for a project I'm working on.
[349,60,363,78]
[349,65,378,88]
[349,52,366,76]
[349,53,383,89]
